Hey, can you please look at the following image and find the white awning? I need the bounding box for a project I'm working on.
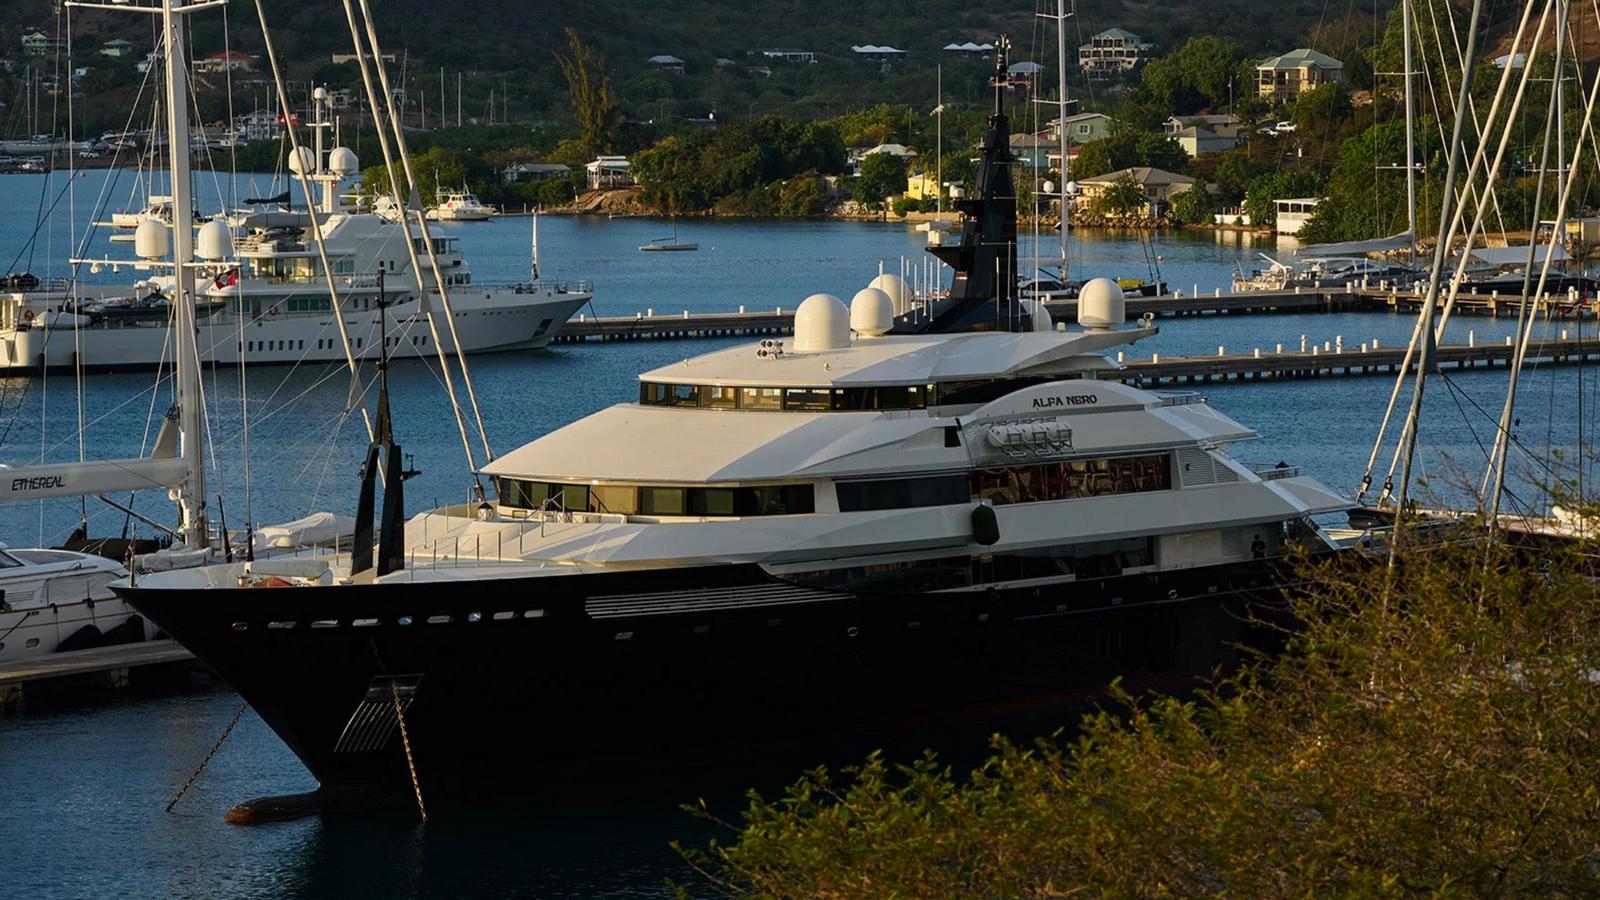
[1295,230,1413,257]
[1467,244,1568,266]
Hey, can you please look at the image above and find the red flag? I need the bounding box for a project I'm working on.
[213,267,239,289]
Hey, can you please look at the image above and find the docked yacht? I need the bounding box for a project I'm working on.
[425,188,495,222]
[0,546,153,662]
[117,57,1350,798]
[0,95,587,375]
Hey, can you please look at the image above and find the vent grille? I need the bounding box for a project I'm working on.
[1221,529,1245,559]
[1176,448,1216,487]
[333,674,422,754]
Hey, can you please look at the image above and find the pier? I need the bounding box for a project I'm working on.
[550,285,1599,343]
[1109,335,1600,387]
[0,640,200,709]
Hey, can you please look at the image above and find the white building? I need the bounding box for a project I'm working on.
[586,156,632,189]
[1078,28,1152,80]
[1274,197,1319,235]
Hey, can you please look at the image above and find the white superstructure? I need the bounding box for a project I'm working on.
[0,547,150,661]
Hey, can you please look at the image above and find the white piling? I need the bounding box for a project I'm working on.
[1152,353,1160,363]
[1276,343,1283,353]
[739,304,746,313]
[1373,338,1381,349]
[1218,345,1225,356]
[1505,336,1513,346]
[1300,335,1308,352]
[647,307,654,316]
[1253,347,1261,358]
[1562,329,1569,340]
[1468,330,1475,347]
[1117,351,1125,363]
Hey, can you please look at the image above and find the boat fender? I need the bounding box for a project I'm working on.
[971,503,1000,546]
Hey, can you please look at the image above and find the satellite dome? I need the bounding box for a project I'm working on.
[327,147,360,176]
[287,146,316,176]
[1076,277,1125,331]
[849,287,894,336]
[868,273,911,316]
[196,218,232,262]
[133,218,168,261]
[792,293,851,353]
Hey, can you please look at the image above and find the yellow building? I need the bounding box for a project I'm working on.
[904,170,942,202]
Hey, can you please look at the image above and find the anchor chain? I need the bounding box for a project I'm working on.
[166,700,250,812]
[391,680,426,823]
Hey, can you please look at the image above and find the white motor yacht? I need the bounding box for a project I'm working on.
[425,189,495,222]
[0,545,152,662]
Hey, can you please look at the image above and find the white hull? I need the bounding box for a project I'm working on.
[1,288,589,373]
[0,551,151,662]
[426,208,495,222]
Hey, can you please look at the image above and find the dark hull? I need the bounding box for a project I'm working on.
[118,558,1293,794]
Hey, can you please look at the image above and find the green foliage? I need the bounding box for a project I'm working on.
[360,146,469,205]
[1292,82,1353,134]
[1120,36,1248,128]
[1094,177,1148,217]
[1070,129,1189,181]
[1300,119,1437,243]
[630,116,846,213]
[680,541,1600,895]
[852,152,907,209]
[1168,186,1216,225]
[553,28,622,158]
[1243,170,1322,226]
[776,176,830,217]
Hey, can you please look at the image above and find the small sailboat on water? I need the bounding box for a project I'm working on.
[639,215,698,252]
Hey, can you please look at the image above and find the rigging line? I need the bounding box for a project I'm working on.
[1379,0,1545,487]
[250,0,372,442]
[353,0,494,464]
[1487,2,1600,523]
[1389,0,1488,563]
[1427,0,1514,241]
[1413,0,1501,244]
[337,0,480,479]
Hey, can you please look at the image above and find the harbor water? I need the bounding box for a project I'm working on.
[3,170,1598,897]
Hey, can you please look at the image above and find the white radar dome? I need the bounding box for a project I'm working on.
[850,287,894,336]
[793,293,851,353]
[133,218,168,261]
[1076,277,1125,331]
[868,273,911,316]
[1064,180,1080,196]
[196,218,232,261]
[288,146,316,176]
[327,147,360,176]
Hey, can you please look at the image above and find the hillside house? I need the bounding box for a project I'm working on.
[1078,28,1152,80]
[755,48,815,63]
[943,42,995,57]
[586,156,632,189]
[1274,198,1318,236]
[1165,114,1244,139]
[1058,112,1116,145]
[1172,126,1240,157]
[100,39,135,59]
[502,162,572,185]
[1256,48,1343,102]
[1010,133,1060,170]
[21,31,63,58]
[1077,166,1196,216]
[647,55,686,74]
[852,45,907,62]
[194,50,255,73]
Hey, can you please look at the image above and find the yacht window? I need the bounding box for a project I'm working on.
[703,385,738,409]
[638,487,685,515]
[689,488,735,516]
[837,475,969,512]
[975,453,1171,505]
[670,384,701,407]
[0,551,22,568]
[590,484,636,515]
[640,383,669,405]
[740,387,782,410]
[783,388,831,411]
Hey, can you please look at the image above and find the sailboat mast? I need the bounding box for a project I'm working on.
[160,0,208,549]
[1056,0,1070,275]
[1403,0,1418,262]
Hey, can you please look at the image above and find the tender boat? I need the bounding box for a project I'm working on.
[0,545,154,661]
[425,189,495,222]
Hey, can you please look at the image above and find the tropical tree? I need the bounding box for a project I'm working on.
[553,27,621,159]
[853,152,908,209]
[1094,176,1148,217]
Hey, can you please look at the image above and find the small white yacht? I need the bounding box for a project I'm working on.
[426,188,495,222]
[120,57,1353,797]
[0,93,589,374]
[0,546,152,662]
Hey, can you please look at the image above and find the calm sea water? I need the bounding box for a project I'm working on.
[3,169,1598,898]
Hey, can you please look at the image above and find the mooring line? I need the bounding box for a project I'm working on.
[166,700,250,812]
[391,680,426,823]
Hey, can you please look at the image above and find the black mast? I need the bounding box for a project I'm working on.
[351,265,417,579]
[896,38,1029,334]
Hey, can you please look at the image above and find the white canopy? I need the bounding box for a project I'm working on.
[1295,230,1413,257]
[1467,244,1568,266]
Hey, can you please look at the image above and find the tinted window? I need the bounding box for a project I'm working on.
[740,387,782,410]
[837,475,970,511]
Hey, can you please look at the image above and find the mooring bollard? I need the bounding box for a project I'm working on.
[1117,351,1124,363]
[1276,343,1284,353]
[1254,348,1261,358]
[1562,329,1569,340]
[1218,345,1225,356]
[1468,330,1475,347]
[1152,353,1160,364]
[739,304,746,313]
[1175,289,1183,298]
[1214,287,1222,298]
[1335,336,1343,353]
[647,307,654,316]
[683,310,690,319]
[1373,338,1381,349]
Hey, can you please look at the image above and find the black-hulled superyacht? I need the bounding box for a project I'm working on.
[118,56,1349,798]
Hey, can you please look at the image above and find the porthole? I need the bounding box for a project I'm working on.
[25,638,39,648]
[467,612,482,623]
[615,631,634,641]
[397,615,413,626]
[231,621,249,631]
[846,626,859,638]
[352,618,379,628]
[766,617,782,627]
[492,611,515,620]
[427,614,451,624]
[311,620,339,629]
[905,621,921,630]
[267,621,297,630]
[693,624,710,634]
[523,609,545,619]
[976,613,990,623]
[1167,589,1178,600]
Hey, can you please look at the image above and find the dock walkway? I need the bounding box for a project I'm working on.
[0,639,198,707]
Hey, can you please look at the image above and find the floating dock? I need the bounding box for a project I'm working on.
[551,285,1599,344]
[0,640,200,709]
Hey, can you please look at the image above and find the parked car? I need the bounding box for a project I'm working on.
[1275,120,1297,133]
